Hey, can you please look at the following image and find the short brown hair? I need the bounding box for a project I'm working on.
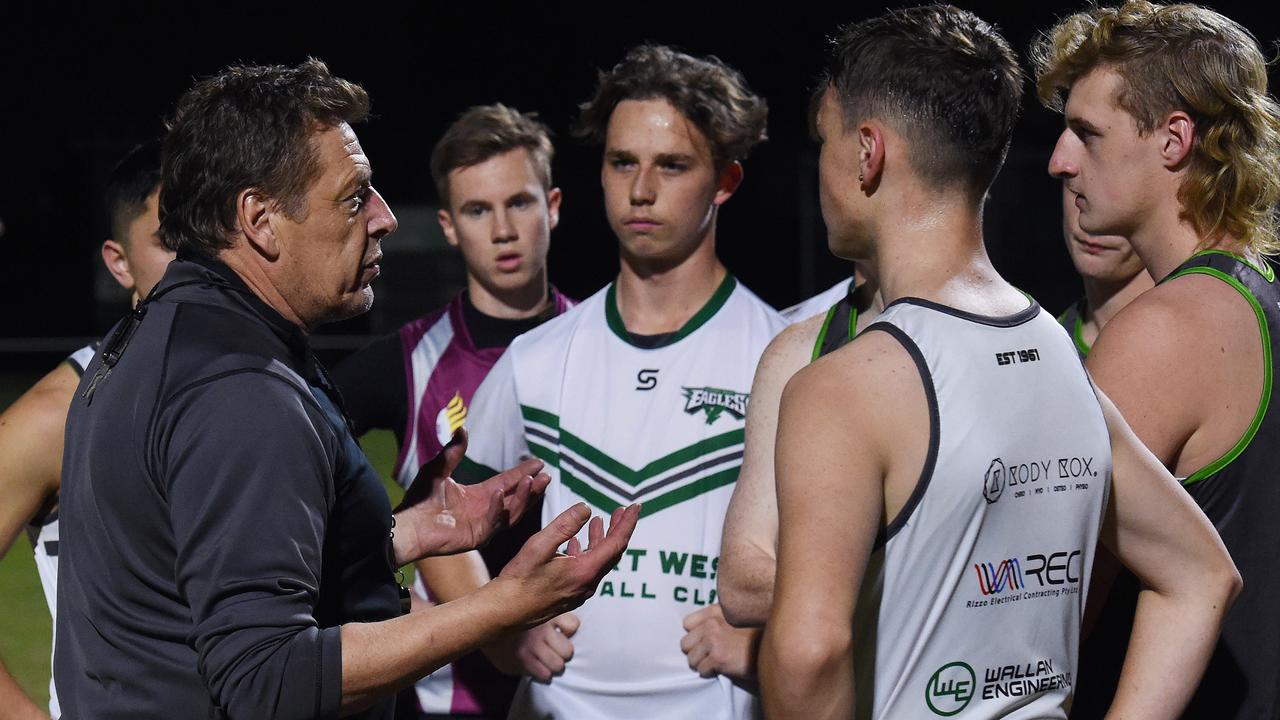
[159,58,370,256]
[574,44,767,167]
[822,5,1025,198]
[430,104,554,207]
[1033,0,1280,254]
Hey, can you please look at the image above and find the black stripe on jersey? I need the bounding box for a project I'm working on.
[560,448,744,502]
[886,297,1040,328]
[864,322,940,550]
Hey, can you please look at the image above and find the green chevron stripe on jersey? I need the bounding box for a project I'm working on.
[520,403,745,515]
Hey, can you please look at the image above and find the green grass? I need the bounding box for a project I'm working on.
[0,366,403,709]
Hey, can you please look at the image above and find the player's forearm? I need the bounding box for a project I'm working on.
[717,544,776,627]
[0,659,48,720]
[339,579,524,715]
[415,550,491,603]
[1105,575,1239,719]
[759,622,854,720]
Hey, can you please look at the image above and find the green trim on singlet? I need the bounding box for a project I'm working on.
[812,305,837,362]
[1165,265,1273,486]
[1072,310,1092,357]
[811,298,860,361]
[1188,249,1276,283]
[604,274,737,347]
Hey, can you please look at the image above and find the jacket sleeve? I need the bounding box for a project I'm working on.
[159,370,343,720]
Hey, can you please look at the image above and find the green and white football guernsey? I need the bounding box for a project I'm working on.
[459,274,786,720]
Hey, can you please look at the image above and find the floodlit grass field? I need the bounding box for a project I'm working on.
[0,370,404,708]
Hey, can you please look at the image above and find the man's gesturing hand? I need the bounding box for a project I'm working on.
[680,603,761,683]
[392,429,550,564]
[494,502,641,630]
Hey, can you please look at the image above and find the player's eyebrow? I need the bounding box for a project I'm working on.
[605,149,637,163]
[1065,115,1104,136]
[654,152,696,165]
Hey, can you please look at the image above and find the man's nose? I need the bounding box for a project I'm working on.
[367,187,398,237]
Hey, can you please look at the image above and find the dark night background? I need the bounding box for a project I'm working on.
[1,2,1276,370]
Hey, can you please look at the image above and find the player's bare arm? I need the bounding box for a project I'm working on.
[1093,387,1240,718]
[759,330,928,720]
[341,502,640,714]
[719,316,824,628]
[1087,270,1264,477]
[0,362,79,720]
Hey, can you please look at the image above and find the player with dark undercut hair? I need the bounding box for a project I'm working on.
[759,6,1238,718]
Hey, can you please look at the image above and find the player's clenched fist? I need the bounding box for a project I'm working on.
[680,603,761,682]
[493,502,641,629]
[488,612,580,682]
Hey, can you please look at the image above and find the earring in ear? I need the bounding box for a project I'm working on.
[858,173,864,182]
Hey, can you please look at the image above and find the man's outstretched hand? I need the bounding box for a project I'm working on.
[392,429,550,564]
[492,502,642,630]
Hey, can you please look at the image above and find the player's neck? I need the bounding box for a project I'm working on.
[615,238,726,335]
[465,270,550,320]
[1130,204,1244,281]
[1082,269,1154,341]
[870,203,1018,314]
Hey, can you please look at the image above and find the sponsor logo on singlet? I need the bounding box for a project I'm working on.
[680,386,750,425]
[926,661,976,716]
[979,659,1072,701]
[983,459,1006,503]
[980,456,1099,502]
[967,550,1082,607]
[434,391,468,446]
[928,658,1073,713]
[974,557,1022,595]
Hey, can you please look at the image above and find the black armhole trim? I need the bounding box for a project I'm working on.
[886,297,1040,328]
[865,322,940,550]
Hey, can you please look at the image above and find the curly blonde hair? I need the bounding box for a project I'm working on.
[1032,0,1280,254]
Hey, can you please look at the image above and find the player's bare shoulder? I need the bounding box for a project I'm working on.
[755,314,825,384]
[0,360,81,501]
[1,361,79,440]
[784,328,920,444]
[1091,272,1254,379]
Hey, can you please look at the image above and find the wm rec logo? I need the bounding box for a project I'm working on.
[926,661,976,716]
[681,386,749,425]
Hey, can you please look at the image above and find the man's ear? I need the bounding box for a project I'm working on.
[858,122,886,193]
[101,239,136,293]
[437,208,460,248]
[713,161,745,206]
[1161,110,1195,170]
[546,187,563,231]
[237,188,278,259]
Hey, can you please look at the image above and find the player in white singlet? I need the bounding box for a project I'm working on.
[758,8,1239,719]
[0,141,174,719]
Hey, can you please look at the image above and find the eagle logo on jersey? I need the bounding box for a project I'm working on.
[681,386,750,425]
[434,391,468,446]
